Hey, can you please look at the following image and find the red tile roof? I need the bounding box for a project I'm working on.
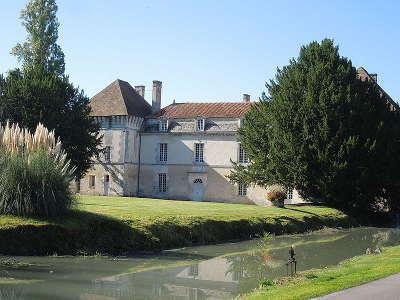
[150,102,253,118]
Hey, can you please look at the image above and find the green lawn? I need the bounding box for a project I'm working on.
[241,245,400,300]
[76,195,345,222]
[0,195,353,255]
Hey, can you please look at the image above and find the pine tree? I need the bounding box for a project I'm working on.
[12,0,65,76]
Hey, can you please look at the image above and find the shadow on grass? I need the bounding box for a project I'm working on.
[0,210,159,256]
[0,208,354,256]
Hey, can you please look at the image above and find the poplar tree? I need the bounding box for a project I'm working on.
[0,0,101,179]
[12,0,65,76]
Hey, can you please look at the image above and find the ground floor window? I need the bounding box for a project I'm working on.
[89,175,95,188]
[238,182,247,196]
[286,188,293,200]
[158,173,167,193]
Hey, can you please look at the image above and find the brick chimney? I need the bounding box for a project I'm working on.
[370,73,378,83]
[243,94,250,102]
[135,85,145,98]
[152,80,162,113]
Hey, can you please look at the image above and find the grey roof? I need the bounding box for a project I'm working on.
[89,79,152,117]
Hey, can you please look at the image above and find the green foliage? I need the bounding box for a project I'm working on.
[259,278,275,288]
[0,122,74,217]
[0,150,73,217]
[0,67,101,178]
[230,39,400,216]
[12,0,65,76]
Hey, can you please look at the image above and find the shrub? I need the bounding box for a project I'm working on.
[266,186,286,208]
[0,122,75,217]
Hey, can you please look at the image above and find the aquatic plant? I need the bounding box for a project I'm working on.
[0,122,75,217]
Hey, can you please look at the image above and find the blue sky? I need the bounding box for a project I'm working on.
[0,0,399,106]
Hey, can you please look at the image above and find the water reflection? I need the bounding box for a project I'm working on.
[0,227,399,300]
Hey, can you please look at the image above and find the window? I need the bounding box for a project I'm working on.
[159,143,168,162]
[158,173,167,193]
[196,118,205,131]
[239,144,249,163]
[159,119,168,132]
[286,188,293,200]
[238,182,247,196]
[104,146,111,162]
[89,175,95,188]
[188,264,199,277]
[194,143,204,163]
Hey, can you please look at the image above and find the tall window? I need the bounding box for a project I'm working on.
[159,143,168,162]
[286,188,293,200]
[89,175,96,188]
[158,173,167,193]
[104,146,111,162]
[159,119,168,132]
[238,182,247,196]
[196,118,205,131]
[239,144,249,163]
[194,143,204,163]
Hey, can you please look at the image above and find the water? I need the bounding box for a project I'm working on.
[1,227,399,300]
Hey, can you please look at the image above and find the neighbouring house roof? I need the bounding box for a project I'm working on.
[150,102,253,119]
[357,67,399,110]
[89,79,152,117]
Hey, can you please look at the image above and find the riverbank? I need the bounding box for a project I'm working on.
[240,245,400,300]
[0,195,353,255]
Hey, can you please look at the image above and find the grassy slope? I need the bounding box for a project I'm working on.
[241,245,400,300]
[0,195,353,255]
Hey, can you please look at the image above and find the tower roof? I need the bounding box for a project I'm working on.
[89,79,152,117]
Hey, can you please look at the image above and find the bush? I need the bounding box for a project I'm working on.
[0,122,75,217]
[267,186,286,208]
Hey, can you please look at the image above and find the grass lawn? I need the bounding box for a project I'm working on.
[241,245,400,300]
[0,195,353,255]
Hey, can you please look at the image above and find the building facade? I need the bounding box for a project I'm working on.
[79,79,302,205]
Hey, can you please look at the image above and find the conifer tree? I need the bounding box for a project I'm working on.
[230,39,400,216]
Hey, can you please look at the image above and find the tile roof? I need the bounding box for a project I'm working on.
[89,79,152,117]
[150,102,253,119]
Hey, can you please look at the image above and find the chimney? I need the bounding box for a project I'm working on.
[370,73,378,83]
[152,80,162,113]
[135,85,145,98]
[243,94,250,102]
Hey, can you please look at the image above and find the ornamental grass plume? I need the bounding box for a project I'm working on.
[0,122,75,217]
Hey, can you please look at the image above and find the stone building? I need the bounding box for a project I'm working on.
[80,67,395,204]
[79,79,302,205]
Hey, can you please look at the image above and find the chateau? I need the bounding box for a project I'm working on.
[79,79,301,205]
[79,67,395,205]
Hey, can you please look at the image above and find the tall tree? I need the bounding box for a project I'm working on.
[0,67,101,179]
[12,0,65,76]
[229,39,400,216]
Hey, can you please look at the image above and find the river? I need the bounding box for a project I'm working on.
[0,227,399,300]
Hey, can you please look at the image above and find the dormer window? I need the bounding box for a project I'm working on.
[196,118,205,131]
[159,119,168,132]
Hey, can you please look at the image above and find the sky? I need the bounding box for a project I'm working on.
[0,0,399,106]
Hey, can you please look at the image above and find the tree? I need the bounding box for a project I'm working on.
[0,67,101,179]
[229,39,400,216]
[12,0,65,76]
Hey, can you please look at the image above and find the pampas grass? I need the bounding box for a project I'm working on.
[0,122,75,217]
